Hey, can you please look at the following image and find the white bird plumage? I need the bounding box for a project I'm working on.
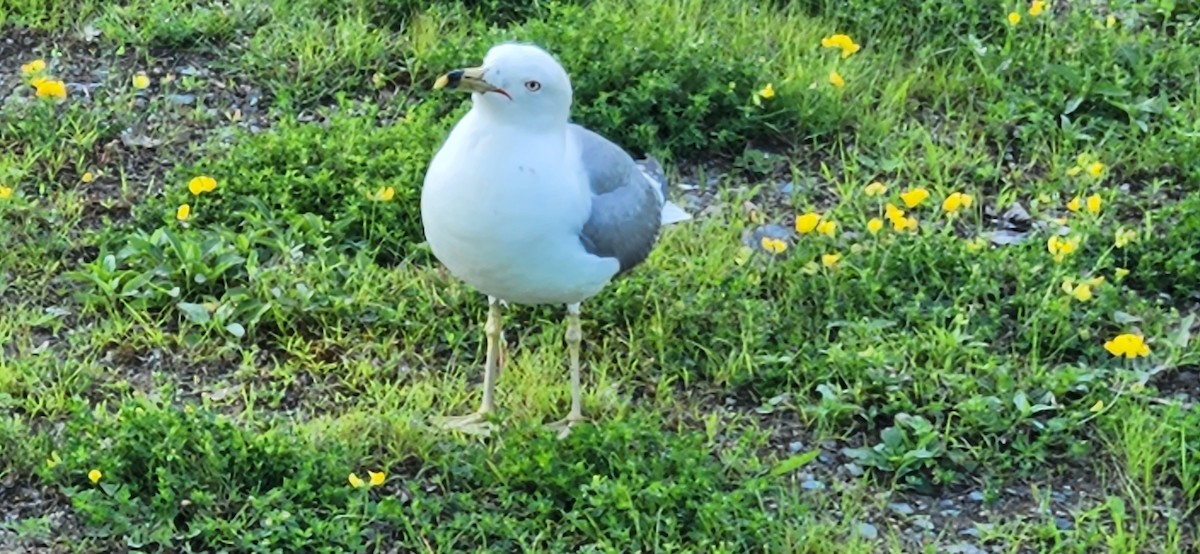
[421,42,690,437]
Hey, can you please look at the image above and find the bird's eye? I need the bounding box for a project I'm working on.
[525,80,541,92]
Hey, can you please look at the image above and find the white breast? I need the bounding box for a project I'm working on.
[420,112,620,305]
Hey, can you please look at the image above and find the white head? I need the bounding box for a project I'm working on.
[433,42,573,130]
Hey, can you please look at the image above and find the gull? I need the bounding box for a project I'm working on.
[421,42,691,437]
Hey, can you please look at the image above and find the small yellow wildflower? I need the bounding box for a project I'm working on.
[81,171,95,183]
[1104,333,1150,359]
[1008,11,1021,25]
[374,186,396,202]
[1114,228,1137,248]
[829,71,845,88]
[758,83,775,99]
[795,212,821,234]
[1115,267,1130,281]
[821,253,841,268]
[941,192,973,213]
[760,236,788,254]
[21,59,46,75]
[816,220,837,237]
[0,185,12,200]
[1106,14,1116,28]
[1086,161,1105,178]
[1089,400,1104,413]
[866,218,884,234]
[88,469,102,484]
[1072,283,1094,302]
[176,203,191,221]
[33,78,67,99]
[820,33,861,58]
[966,236,988,252]
[1066,166,1082,177]
[864,181,886,196]
[1066,196,1081,212]
[348,473,365,488]
[899,187,930,208]
[1046,235,1079,263]
[1029,0,1046,16]
[368,470,385,486]
[1130,382,1145,393]
[885,202,905,221]
[132,72,150,90]
[1086,193,1102,214]
[187,176,217,195]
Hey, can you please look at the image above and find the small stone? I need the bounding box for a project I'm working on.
[843,462,863,477]
[856,522,878,540]
[945,543,986,554]
[801,479,825,491]
[967,490,985,502]
[913,516,935,531]
[788,441,805,454]
[889,502,915,516]
[169,94,197,106]
[1054,516,1073,531]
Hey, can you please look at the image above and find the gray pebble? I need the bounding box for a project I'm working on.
[169,94,197,106]
[1054,516,1074,531]
[788,441,805,453]
[801,479,825,491]
[889,502,915,516]
[856,522,878,540]
[945,543,986,554]
[843,463,863,477]
[968,490,985,502]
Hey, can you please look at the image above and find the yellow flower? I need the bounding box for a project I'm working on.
[1072,283,1093,302]
[885,202,904,221]
[368,470,385,486]
[1103,333,1149,359]
[1115,267,1130,281]
[81,171,95,183]
[821,253,841,268]
[866,218,884,234]
[1008,11,1021,25]
[0,185,12,199]
[1066,166,1082,177]
[760,236,788,254]
[966,236,988,252]
[1114,228,1137,248]
[21,59,46,75]
[348,473,365,488]
[1086,161,1105,178]
[941,192,973,213]
[816,220,837,237]
[864,181,886,196]
[1066,196,1081,212]
[1029,0,1046,16]
[795,212,821,234]
[1085,193,1102,214]
[88,469,102,484]
[758,83,775,99]
[187,176,217,195]
[1106,14,1116,28]
[1089,400,1104,413]
[1046,235,1079,263]
[899,187,929,208]
[374,186,396,202]
[33,78,67,99]
[132,72,150,90]
[828,71,844,88]
[820,34,861,58]
[176,203,191,221]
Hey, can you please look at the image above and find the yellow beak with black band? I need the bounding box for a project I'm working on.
[433,66,512,100]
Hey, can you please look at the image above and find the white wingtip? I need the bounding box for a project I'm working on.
[661,201,692,225]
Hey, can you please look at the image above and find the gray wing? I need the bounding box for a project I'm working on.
[570,124,665,275]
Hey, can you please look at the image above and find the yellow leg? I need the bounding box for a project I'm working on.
[433,296,503,436]
[549,302,588,438]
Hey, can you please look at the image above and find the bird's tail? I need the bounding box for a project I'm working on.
[636,156,692,225]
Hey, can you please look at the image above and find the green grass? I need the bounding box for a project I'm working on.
[2,0,1199,551]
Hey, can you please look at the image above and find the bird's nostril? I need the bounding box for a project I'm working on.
[445,69,465,87]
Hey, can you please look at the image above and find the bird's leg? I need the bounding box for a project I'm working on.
[433,295,503,436]
[549,302,589,438]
